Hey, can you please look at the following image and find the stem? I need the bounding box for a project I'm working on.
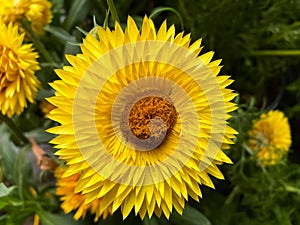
[0,114,29,144]
[242,142,254,155]
[106,0,120,23]
[103,9,110,29]
[225,186,240,205]
[20,20,56,63]
[251,50,300,56]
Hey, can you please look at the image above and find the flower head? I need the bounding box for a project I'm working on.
[0,22,40,118]
[248,110,292,165]
[55,167,112,221]
[0,0,53,34]
[48,16,237,219]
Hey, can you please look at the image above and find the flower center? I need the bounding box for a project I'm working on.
[127,96,177,147]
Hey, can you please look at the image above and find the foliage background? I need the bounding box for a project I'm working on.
[1,0,300,225]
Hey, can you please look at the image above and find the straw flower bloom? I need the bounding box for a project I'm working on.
[0,22,40,118]
[0,0,53,34]
[39,99,56,117]
[48,16,237,219]
[55,167,112,221]
[248,110,292,165]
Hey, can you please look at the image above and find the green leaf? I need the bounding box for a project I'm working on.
[107,0,120,23]
[14,145,32,201]
[0,214,8,223]
[149,7,184,30]
[37,210,85,225]
[0,183,16,197]
[44,25,76,43]
[64,41,81,56]
[63,0,91,31]
[0,124,17,183]
[50,0,65,14]
[0,195,23,210]
[142,215,159,225]
[26,128,54,143]
[36,89,55,101]
[6,208,37,225]
[170,205,211,225]
[0,196,13,210]
[76,26,89,36]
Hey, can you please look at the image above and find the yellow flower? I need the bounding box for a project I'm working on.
[25,0,53,34]
[0,22,40,118]
[0,0,53,34]
[248,110,292,165]
[48,16,237,219]
[55,167,112,221]
[39,99,56,117]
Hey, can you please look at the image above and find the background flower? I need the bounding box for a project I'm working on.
[248,110,292,165]
[0,0,52,34]
[0,22,40,118]
[39,99,56,117]
[55,167,112,222]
